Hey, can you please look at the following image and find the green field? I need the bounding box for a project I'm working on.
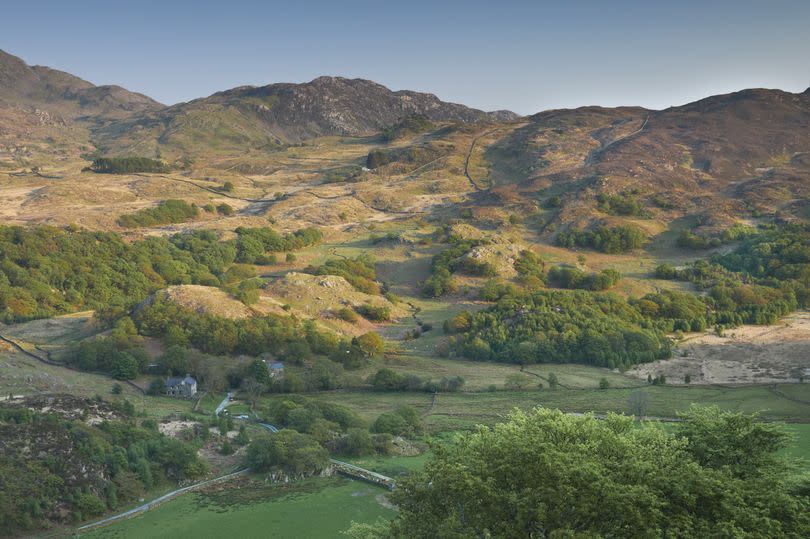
[315,383,810,431]
[77,477,394,539]
[784,423,810,464]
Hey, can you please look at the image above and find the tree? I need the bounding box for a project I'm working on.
[547,372,559,389]
[598,377,610,390]
[627,390,650,417]
[372,413,410,436]
[245,430,328,475]
[355,332,385,356]
[344,428,374,456]
[383,408,810,538]
[159,345,189,375]
[240,378,265,404]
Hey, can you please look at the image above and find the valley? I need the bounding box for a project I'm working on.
[1,45,809,538]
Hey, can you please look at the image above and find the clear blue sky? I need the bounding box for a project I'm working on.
[4,0,809,114]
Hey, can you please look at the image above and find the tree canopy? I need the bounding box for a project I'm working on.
[363,407,810,538]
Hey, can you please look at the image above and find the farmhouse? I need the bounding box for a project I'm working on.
[267,361,285,379]
[165,374,198,398]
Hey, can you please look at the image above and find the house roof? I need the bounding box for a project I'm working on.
[268,362,285,370]
[166,375,197,387]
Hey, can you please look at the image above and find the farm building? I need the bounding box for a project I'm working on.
[165,374,198,398]
[267,361,285,379]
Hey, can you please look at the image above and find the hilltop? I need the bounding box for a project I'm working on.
[0,49,161,121]
[93,76,519,156]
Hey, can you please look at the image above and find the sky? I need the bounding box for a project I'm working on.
[3,0,809,114]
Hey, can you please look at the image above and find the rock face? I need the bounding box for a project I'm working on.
[93,76,518,154]
[0,49,162,121]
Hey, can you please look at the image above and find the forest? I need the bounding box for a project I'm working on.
[89,157,170,174]
[0,404,206,535]
[0,225,321,323]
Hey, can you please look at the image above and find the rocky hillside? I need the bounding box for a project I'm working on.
[0,49,162,122]
[93,76,519,156]
[485,87,810,234]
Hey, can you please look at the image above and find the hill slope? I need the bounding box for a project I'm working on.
[0,49,162,121]
[93,76,519,156]
[486,87,810,234]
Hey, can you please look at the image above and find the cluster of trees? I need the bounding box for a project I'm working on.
[370,368,465,393]
[89,156,170,174]
[652,225,810,327]
[0,226,229,323]
[366,144,447,170]
[555,224,647,253]
[323,165,365,184]
[380,114,434,142]
[305,255,380,295]
[423,236,493,297]
[0,222,330,322]
[0,407,206,535]
[676,224,756,250]
[235,226,322,264]
[246,430,329,476]
[117,199,199,228]
[251,396,405,463]
[358,407,810,538]
[444,289,671,369]
[596,191,648,217]
[134,296,336,358]
[677,229,724,250]
[547,266,621,291]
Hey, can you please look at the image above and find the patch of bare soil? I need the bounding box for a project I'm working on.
[627,312,810,384]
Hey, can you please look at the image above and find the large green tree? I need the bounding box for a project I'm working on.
[356,407,809,538]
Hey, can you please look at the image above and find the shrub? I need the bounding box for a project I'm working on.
[354,303,391,322]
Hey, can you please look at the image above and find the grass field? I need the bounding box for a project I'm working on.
[77,477,394,539]
[315,383,810,431]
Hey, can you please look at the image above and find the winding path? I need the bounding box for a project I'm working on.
[463,131,491,192]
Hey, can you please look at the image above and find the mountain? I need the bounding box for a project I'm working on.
[485,87,810,234]
[0,49,162,121]
[93,76,519,156]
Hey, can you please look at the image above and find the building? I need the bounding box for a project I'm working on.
[267,361,285,379]
[165,374,197,398]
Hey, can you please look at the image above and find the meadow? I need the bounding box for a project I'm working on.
[77,477,394,539]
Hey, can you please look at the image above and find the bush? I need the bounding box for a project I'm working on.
[336,307,359,323]
[354,303,390,322]
[216,203,234,216]
[372,413,410,436]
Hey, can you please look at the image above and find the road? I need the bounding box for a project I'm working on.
[214,392,233,416]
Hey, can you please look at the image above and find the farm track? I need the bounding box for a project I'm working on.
[463,131,492,192]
